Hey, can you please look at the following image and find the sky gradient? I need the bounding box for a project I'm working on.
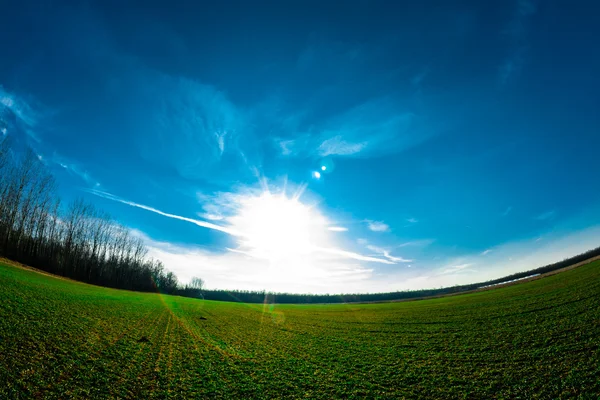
[1,0,599,293]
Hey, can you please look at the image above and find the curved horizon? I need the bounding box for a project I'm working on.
[2,0,600,293]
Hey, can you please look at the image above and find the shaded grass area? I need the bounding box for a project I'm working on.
[1,261,599,399]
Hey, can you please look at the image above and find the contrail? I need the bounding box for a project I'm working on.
[314,246,396,264]
[86,189,242,237]
[86,189,395,264]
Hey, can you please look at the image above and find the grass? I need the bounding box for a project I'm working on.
[1,260,599,399]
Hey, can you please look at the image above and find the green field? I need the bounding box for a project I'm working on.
[1,261,599,399]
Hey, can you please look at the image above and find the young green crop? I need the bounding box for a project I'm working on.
[1,260,599,398]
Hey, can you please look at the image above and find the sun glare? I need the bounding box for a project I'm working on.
[230,192,326,260]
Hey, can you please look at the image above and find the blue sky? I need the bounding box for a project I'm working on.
[1,0,599,293]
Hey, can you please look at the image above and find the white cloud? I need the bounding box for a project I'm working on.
[316,246,395,265]
[278,139,294,156]
[317,135,367,156]
[138,232,376,294]
[215,130,227,154]
[439,263,475,275]
[366,220,390,232]
[197,212,224,221]
[132,222,600,294]
[396,239,436,248]
[481,249,492,255]
[88,189,241,236]
[366,245,412,263]
[406,218,418,224]
[0,96,14,108]
[328,226,348,232]
[90,185,396,269]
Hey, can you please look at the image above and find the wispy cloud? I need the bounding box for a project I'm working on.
[54,158,100,187]
[278,139,295,156]
[328,226,348,232]
[366,245,412,263]
[366,220,390,232]
[499,0,537,85]
[123,69,252,182]
[439,263,475,275]
[273,98,428,159]
[411,67,430,87]
[317,135,367,157]
[502,206,513,217]
[88,189,242,236]
[135,221,600,293]
[499,49,526,86]
[0,87,39,128]
[316,99,418,158]
[505,0,537,36]
[396,239,436,248]
[481,249,492,255]
[403,217,419,227]
[142,236,376,293]
[0,86,44,142]
[315,246,396,265]
[197,212,224,221]
[89,186,396,267]
[536,210,556,221]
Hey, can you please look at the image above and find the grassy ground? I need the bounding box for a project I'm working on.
[1,260,599,399]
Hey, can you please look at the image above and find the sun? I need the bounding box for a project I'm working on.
[230,192,326,260]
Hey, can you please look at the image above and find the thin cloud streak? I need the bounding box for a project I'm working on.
[88,189,393,265]
[536,210,556,221]
[87,189,242,236]
[396,239,435,248]
[366,244,413,263]
[314,246,395,265]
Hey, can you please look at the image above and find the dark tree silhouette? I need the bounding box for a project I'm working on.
[0,136,178,293]
[1,135,598,303]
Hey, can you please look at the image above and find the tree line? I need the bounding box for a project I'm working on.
[0,136,179,293]
[177,245,600,304]
[2,134,598,304]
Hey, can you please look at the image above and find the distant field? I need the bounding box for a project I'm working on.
[1,261,599,399]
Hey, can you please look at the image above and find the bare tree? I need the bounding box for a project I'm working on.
[0,139,181,293]
[190,277,205,291]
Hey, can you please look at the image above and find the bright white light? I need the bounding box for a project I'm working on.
[229,192,327,260]
[321,165,327,171]
[313,171,321,179]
